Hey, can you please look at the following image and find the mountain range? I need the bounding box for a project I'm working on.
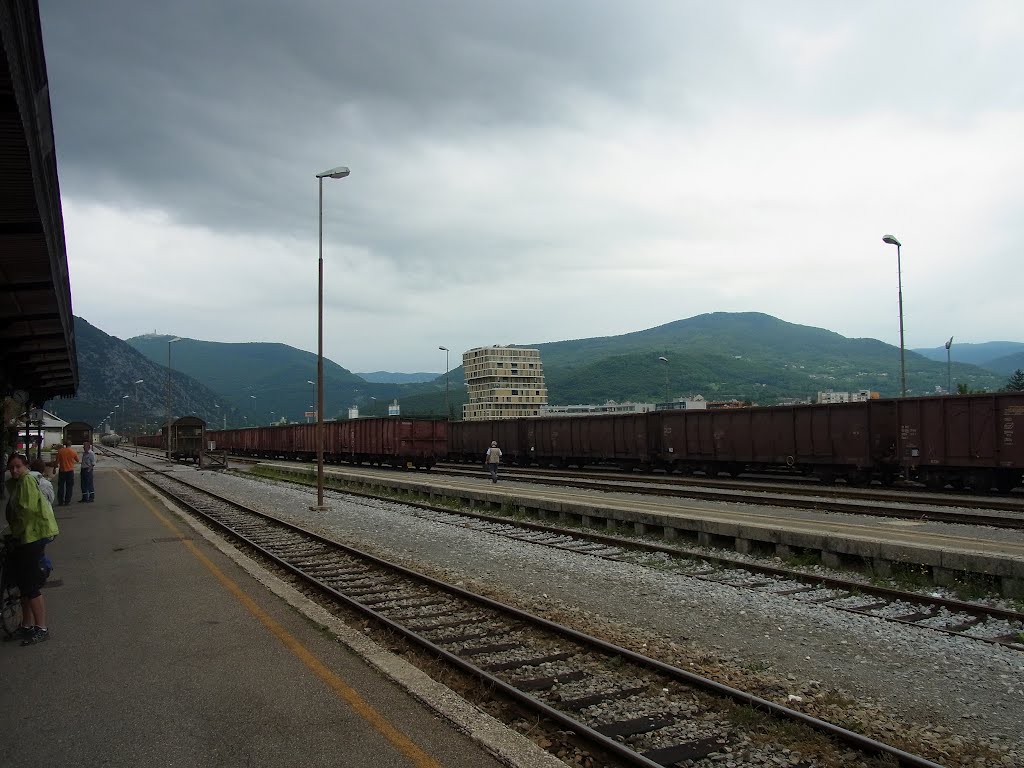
[42,313,1018,430]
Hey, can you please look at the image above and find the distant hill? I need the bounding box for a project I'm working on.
[42,318,239,430]
[912,341,1024,369]
[49,313,1013,428]
[126,335,444,424]
[529,313,1002,403]
[356,371,441,384]
[987,352,1024,377]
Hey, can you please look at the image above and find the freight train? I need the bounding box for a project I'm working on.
[199,392,1023,492]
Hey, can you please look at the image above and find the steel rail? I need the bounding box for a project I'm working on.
[141,471,946,768]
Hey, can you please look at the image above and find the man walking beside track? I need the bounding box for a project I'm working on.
[55,439,78,507]
[484,441,502,483]
[79,442,96,503]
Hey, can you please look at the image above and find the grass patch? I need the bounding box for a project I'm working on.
[781,549,821,569]
[950,573,998,602]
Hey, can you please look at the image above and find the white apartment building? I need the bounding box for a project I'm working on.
[817,389,876,404]
[540,401,654,416]
[463,346,548,420]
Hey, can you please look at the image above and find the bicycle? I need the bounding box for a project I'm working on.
[0,534,23,638]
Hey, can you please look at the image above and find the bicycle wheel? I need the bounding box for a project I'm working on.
[0,564,23,637]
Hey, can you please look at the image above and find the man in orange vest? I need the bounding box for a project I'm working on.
[55,439,79,506]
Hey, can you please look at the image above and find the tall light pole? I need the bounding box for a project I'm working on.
[133,379,144,452]
[945,336,954,394]
[438,346,450,419]
[882,234,906,397]
[306,380,316,423]
[166,336,182,459]
[250,394,256,423]
[657,356,669,405]
[122,395,129,436]
[114,404,120,433]
[313,164,350,511]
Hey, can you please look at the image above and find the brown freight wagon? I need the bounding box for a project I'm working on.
[655,402,900,484]
[527,413,650,469]
[448,419,527,465]
[63,421,93,447]
[331,417,446,468]
[897,392,1024,491]
[169,416,206,463]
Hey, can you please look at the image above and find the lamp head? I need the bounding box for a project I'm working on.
[316,166,351,179]
[882,234,901,247]
[439,346,448,351]
[945,336,953,350]
[658,356,668,363]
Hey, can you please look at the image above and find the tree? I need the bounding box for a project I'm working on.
[1005,369,1024,392]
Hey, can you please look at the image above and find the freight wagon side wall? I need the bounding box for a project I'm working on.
[900,393,1024,470]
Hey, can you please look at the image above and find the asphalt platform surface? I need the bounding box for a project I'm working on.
[1,461,557,768]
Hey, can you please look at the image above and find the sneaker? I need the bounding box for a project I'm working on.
[20,627,49,646]
[3,626,33,642]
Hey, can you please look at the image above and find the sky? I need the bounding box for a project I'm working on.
[39,1,1024,373]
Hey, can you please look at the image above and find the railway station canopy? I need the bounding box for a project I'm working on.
[0,1,77,404]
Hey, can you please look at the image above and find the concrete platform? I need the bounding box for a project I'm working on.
[261,462,1024,598]
[0,463,562,768]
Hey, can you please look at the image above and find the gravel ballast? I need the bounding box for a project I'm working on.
[174,466,1024,766]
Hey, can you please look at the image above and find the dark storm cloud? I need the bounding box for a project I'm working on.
[42,1,729,238]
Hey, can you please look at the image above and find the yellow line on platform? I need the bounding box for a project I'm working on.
[119,470,443,768]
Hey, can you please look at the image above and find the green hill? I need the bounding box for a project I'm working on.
[530,313,1001,403]
[126,334,445,424]
[43,317,241,431]
[47,313,1008,427]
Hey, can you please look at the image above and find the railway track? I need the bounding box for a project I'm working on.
[139,469,945,768]
[243,463,1024,653]
[432,465,1024,529]
[118,445,1024,528]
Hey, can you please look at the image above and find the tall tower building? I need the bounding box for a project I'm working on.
[463,346,547,420]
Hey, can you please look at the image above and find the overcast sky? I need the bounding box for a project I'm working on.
[40,1,1024,373]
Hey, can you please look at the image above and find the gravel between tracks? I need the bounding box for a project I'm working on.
[177,466,1024,766]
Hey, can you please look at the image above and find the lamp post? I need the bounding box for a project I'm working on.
[133,379,144,453]
[306,380,316,423]
[122,395,129,437]
[250,394,256,423]
[945,336,954,394]
[166,336,182,460]
[657,356,669,405]
[313,164,350,511]
[882,235,906,397]
[438,346,450,419]
[114,404,120,433]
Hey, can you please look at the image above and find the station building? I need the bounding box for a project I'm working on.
[462,346,548,420]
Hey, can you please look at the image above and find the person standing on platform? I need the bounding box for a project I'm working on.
[29,458,55,505]
[484,440,502,483]
[4,453,59,645]
[79,442,96,503]
[55,439,78,507]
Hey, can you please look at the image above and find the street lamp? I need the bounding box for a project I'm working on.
[439,346,450,419]
[114,404,120,432]
[166,336,182,459]
[882,234,906,397]
[122,395,129,435]
[133,379,144,452]
[306,380,316,423]
[313,164,350,511]
[657,356,669,405]
[945,336,954,394]
[250,394,256,422]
